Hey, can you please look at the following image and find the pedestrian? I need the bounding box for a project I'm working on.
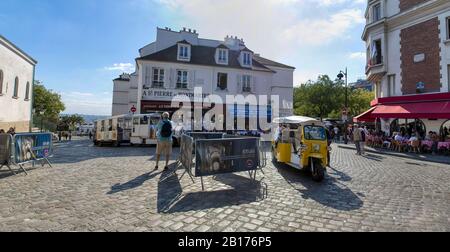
[89,131,93,140]
[353,124,362,155]
[7,127,15,136]
[0,129,5,134]
[333,126,339,143]
[155,112,173,171]
[325,127,332,166]
[359,126,366,155]
[68,130,72,141]
[58,131,62,142]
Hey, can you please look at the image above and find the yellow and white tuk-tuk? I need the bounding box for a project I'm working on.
[271,116,329,182]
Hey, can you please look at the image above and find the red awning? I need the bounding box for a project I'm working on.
[353,107,377,123]
[371,101,450,119]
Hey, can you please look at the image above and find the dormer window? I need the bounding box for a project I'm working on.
[243,52,252,66]
[372,3,381,22]
[218,49,228,64]
[177,43,190,61]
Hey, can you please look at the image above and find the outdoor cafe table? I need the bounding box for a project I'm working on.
[421,140,433,149]
[437,142,450,150]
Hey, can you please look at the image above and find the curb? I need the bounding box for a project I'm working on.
[337,144,450,165]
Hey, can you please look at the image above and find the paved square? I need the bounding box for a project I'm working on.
[0,138,449,231]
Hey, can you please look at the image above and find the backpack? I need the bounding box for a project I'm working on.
[160,121,172,138]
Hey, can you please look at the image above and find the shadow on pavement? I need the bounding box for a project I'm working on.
[275,162,363,211]
[157,163,184,213]
[159,173,265,214]
[49,139,179,164]
[361,153,385,162]
[107,169,162,194]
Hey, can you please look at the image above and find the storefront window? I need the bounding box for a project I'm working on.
[390,119,426,139]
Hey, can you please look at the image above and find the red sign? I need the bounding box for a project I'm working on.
[131,106,137,113]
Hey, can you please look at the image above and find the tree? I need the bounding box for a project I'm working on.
[33,81,65,122]
[294,75,344,120]
[59,114,85,131]
[293,75,374,120]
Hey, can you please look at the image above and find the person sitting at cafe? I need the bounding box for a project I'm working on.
[431,131,439,155]
[394,132,404,142]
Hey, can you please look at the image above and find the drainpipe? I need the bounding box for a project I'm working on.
[29,65,35,133]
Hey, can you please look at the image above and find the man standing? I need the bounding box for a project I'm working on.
[359,126,366,155]
[333,126,339,143]
[155,112,173,171]
[353,124,362,155]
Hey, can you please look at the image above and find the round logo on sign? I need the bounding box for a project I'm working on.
[246,159,254,168]
[131,106,137,113]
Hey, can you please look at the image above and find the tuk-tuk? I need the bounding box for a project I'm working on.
[271,116,329,182]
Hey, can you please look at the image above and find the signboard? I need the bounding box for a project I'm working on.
[0,134,12,163]
[195,138,259,177]
[131,106,137,113]
[180,134,194,171]
[13,133,53,164]
[142,88,210,101]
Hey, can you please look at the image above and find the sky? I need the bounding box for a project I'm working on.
[0,0,368,116]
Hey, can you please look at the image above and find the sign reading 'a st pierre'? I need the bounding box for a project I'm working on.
[142,88,210,100]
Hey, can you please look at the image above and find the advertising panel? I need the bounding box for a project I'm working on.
[180,134,194,171]
[13,133,53,164]
[0,134,12,163]
[195,138,259,177]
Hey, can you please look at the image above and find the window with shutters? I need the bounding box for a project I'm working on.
[372,3,381,22]
[0,70,3,95]
[176,70,189,89]
[387,74,395,97]
[217,73,228,90]
[152,68,165,88]
[242,75,251,92]
[144,66,152,87]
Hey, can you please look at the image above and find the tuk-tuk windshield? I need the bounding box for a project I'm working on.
[304,125,326,140]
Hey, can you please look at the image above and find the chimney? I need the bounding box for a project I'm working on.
[193,29,197,34]
[182,27,186,32]
[188,28,192,32]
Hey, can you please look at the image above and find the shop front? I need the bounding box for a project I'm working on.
[355,92,450,140]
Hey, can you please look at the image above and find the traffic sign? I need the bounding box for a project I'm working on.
[131,106,137,113]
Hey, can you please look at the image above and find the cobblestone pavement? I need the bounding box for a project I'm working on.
[0,138,449,232]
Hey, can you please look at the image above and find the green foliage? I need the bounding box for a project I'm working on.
[294,75,374,120]
[59,114,85,131]
[33,81,65,122]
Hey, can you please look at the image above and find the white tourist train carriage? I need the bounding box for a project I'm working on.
[94,113,181,146]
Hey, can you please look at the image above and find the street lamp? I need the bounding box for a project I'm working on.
[40,111,45,133]
[337,68,348,144]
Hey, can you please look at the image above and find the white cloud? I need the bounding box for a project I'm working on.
[70,91,94,97]
[349,52,366,60]
[153,0,365,58]
[283,8,365,46]
[104,63,135,72]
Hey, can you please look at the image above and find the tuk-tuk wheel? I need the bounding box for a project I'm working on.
[311,159,325,182]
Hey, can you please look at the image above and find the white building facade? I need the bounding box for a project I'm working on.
[0,35,37,133]
[112,27,295,131]
[357,0,450,138]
